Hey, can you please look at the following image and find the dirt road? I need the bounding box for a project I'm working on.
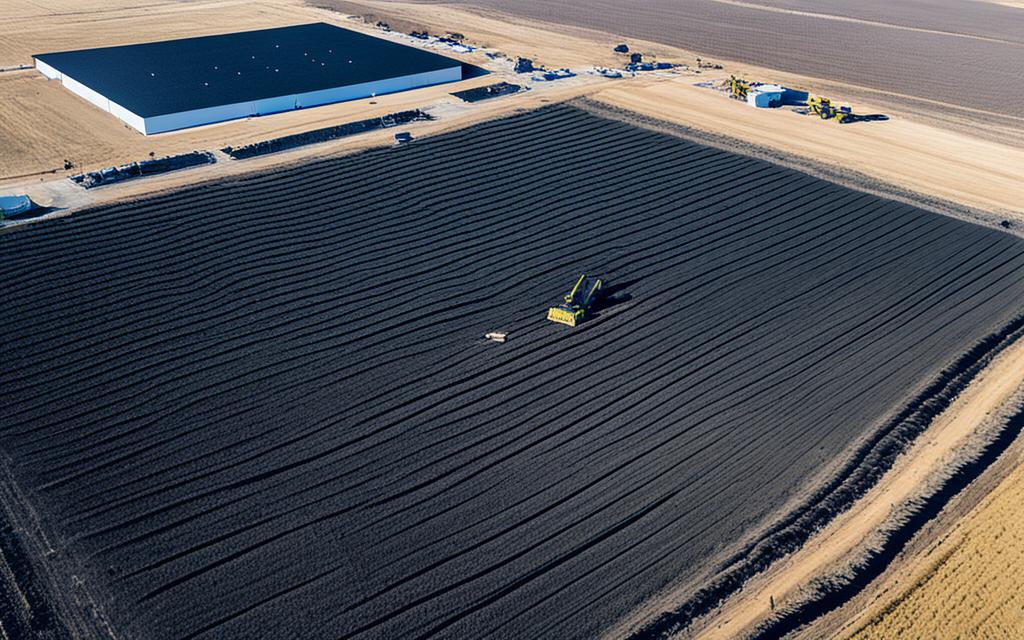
[678,336,1024,640]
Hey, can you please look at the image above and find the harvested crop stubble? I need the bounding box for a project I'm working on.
[2,105,1024,639]
[850,455,1024,640]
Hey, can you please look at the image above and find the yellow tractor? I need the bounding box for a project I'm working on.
[727,75,750,101]
[806,95,855,123]
[547,274,603,327]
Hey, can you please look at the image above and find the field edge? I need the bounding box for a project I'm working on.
[0,454,115,639]
[626,312,1024,639]
[575,98,1021,237]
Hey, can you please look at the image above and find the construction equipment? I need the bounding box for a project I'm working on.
[547,274,603,327]
[727,75,750,101]
[806,95,855,123]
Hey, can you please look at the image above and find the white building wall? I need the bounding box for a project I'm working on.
[108,100,148,133]
[61,74,111,112]
[34,59,61,80]
[43,66,150,133]
[142,101,256,134]
[253,95,297,116]
[144,66,460,134]
[294,66,460,108]
[39,63,461,135]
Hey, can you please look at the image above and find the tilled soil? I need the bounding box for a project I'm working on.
[426,0,1024,120]
[2,105,1024,639]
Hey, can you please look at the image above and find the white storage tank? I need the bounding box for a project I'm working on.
[747,83,785,108]
[0,194,35,218]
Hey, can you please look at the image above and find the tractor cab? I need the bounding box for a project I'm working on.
[547,274,603,327]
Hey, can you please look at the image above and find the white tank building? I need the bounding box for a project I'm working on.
[742,83,808,109]
[746,83,785,108]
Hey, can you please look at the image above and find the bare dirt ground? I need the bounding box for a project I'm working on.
[651,336,1024,640]
[3,0,1022,232]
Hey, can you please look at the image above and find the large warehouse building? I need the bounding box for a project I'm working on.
[33,23,464,135]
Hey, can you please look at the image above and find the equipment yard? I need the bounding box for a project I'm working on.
[2,1,1024,639]
[430,0,1024,126]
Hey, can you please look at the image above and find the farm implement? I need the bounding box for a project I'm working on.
[727,75,750,101]
[548,274,603,326]
[806,95,855,123]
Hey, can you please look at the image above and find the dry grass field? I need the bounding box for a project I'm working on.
[847,456,1024,640]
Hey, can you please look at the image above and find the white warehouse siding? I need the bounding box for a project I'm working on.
[142,102,254,136]
[35,63,461,135]
[142,66,461,134]
[40,68,149,133]
[109,100,153,134]
[293,67,459,109]
[35,58,61,79]
[60,74,113,112]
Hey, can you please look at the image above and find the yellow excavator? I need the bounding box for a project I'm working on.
[806,95,855,123]
[548,274,603,327]
[727,75,750,101]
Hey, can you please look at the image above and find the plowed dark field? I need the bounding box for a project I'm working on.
[415,0,1024,119]
[2,105,1024,639]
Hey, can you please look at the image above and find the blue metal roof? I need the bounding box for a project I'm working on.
[34,23,462,118]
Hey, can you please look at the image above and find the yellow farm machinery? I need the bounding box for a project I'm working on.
[727,75,750,101]
[548,274,603,327]
[806,95,855,123]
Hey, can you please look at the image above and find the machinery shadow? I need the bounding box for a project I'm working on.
[590,279,638,316]
[846,114,890,123]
